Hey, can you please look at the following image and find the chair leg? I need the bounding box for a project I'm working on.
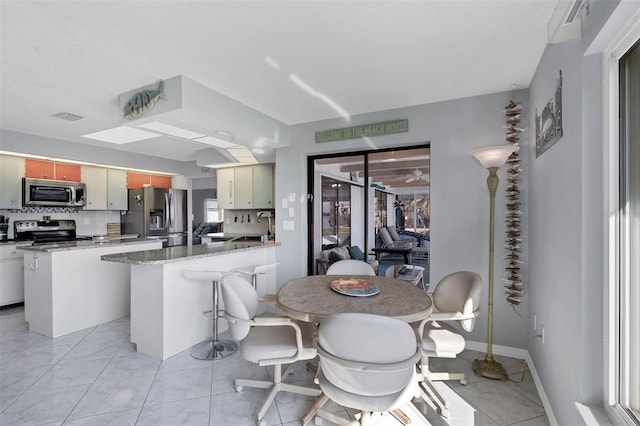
[418,379,449,418]
[428,371,466,384]
[315,407,360,426]
[235,363,321,424]
[389,409,411,425]
[422,354,467,383]
[302,394,329,425]
[418,355,449,417]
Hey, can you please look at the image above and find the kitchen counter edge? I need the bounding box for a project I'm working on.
[18,238,163,253]
[101,241,280,265]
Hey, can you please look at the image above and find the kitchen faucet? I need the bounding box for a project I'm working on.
[256,211,273,236]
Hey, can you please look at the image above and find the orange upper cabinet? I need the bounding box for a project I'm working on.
[55,163,81,181]
[127,172,151,189]
[25,159,55,179]
[127,172,172,189]
[25,159,81,181]
[150,175,172,188]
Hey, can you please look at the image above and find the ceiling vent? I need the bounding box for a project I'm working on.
[52,112,84,121]
[548,0,589,44]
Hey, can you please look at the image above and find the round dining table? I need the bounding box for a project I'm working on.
[276,274,432,324]
[277,274,433,425]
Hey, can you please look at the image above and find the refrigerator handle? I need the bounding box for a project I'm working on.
[164,192,170,229]
[169,191,174,229]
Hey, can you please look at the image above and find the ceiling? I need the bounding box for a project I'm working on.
[0,1,557,166]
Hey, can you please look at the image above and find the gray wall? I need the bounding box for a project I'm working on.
[526,0,636,423]
[0,129,196,175]
[275,88,531,350]
[527,38,586,425]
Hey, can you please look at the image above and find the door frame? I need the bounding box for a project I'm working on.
[306,143,429,275]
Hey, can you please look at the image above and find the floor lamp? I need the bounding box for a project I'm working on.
[470,144,520,381]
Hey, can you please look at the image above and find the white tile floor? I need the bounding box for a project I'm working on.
[0,305,549,426]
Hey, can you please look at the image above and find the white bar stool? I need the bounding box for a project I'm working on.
[183,270,238,360]
[232,263,278,290]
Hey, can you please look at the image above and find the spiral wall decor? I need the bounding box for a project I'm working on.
[504,100,524,306]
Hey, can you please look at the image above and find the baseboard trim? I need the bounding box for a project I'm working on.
[465,340,558,426]
[465,340,528,359]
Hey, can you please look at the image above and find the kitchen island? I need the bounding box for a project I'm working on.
[101,241,278,360]
[21,238,163,338]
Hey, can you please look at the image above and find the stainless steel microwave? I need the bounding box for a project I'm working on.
[22,178,86,207]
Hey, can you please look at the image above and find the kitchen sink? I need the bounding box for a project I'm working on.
[230,235,262,242]
[207,236,235,242]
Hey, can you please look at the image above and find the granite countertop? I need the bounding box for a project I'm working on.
[19,238,163,253]
[101,241,278,265]
[0,240,33,247]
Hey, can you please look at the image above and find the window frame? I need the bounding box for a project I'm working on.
[204,198,223,223]
[604,12,640,425]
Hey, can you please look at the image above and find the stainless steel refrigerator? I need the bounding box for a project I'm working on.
[121,187,187,247]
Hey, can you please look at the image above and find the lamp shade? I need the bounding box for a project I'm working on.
[470,145,519,169]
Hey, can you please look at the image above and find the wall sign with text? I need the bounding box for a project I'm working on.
[315,119,408,143]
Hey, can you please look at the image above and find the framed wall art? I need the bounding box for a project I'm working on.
[535,70,563,157]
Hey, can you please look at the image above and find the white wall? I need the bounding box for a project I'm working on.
[275,88,531,349]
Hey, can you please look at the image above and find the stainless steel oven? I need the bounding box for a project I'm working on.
[14,219,92,245]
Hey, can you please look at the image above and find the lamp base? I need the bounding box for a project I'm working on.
[472,356,508,381]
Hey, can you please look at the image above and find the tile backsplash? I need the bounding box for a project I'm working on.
[223,209,274,236]
[0,209,121,239]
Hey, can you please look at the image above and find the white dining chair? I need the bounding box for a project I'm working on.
[313,312,421,426]
[220,274,321,426]
[326,259,375,276]
[416,270,482,417]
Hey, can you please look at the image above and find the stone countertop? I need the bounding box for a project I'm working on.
[0,240,32,247]
[276,275,432,324]
[101,241,279,265]
[18,238,163,253]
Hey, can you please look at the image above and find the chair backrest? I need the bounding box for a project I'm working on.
[378,227,395,246]
[317,313,419,396]
[220,274,260,340]
[326,259,375,276]
[386,226,401,241]
[432,271,482,331]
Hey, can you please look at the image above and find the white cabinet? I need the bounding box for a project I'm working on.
[216,164,274,210]
[234,166,253,208]
[107,169,127,210]
[252,164,274,209]
[82,167,127,210]
[0,244,24,306]
[83,166,108,210]
[0,156,24,209]
[216,167,235,209]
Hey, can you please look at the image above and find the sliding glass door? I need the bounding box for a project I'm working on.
[321,176,352,248]
[307,145,429,275]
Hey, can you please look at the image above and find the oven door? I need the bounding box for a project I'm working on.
[23,178,73,207]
